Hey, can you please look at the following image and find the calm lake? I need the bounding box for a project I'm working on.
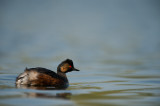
[0,0,160,106]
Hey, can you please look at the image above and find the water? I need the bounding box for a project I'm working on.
[0,0,160,106]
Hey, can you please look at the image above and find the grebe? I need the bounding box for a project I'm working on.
[16,59,79,88]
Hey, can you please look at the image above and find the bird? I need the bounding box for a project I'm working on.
[15,59,79,88]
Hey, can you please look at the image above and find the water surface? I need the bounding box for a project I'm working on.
[0,56,160,106]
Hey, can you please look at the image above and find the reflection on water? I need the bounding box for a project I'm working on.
[16,84,68,90]
[24,92,71,100]
[16,85,54,90]
[20,86,71,100]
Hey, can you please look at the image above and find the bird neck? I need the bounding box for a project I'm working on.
[57,70,68,80]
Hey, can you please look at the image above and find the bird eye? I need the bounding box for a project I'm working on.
[69,65,72,68]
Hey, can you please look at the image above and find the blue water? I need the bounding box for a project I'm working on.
[0,0,160,106]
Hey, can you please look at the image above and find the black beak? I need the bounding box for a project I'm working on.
[73,68,80,71]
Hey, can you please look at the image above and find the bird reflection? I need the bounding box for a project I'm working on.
[24,92,71,100]
[16,85,72,100]
[16,84,67,90]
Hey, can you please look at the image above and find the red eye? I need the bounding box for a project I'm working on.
[69,65,72,68]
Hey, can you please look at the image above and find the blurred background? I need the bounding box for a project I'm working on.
[0,0,160,106]
[0,0,160,69]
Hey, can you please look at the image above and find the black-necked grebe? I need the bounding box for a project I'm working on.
[16,59,79,88]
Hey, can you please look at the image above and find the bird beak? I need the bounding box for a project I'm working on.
[73,68,80,71]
